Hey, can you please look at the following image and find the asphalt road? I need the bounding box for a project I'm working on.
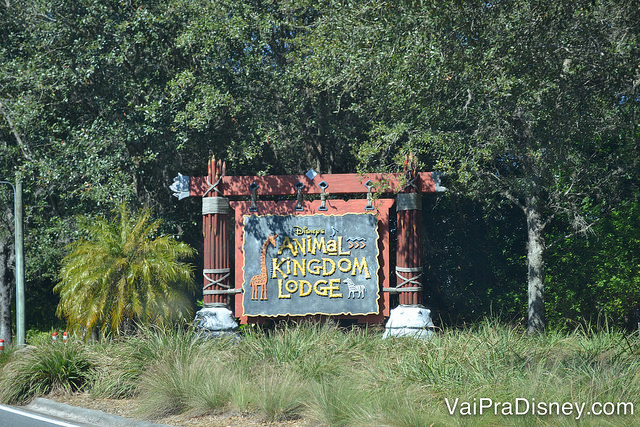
[0,404,83,426]
[0,399,172,427]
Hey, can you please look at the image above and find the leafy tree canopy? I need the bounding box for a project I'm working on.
[1,0,638,334]
[300,0,639,331]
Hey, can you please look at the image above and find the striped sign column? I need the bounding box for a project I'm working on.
[395,191,423,306]
[202,157,232,307]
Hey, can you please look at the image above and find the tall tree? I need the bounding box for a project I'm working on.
[302,0,639,332]
[157,0,361,174]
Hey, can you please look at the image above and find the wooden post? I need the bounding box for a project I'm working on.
[202,156,231,307]
[395,155,423,305]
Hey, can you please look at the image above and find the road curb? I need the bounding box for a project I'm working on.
[25,398,173,427]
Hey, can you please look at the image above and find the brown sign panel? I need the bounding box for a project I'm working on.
[241,212,380,317]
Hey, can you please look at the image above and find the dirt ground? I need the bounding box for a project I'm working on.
[47,392,312,427]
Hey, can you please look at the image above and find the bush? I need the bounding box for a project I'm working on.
[0,343,96,404]
[90,324,225,399]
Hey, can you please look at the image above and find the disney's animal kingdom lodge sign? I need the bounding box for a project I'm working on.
[170,155,445,324]
[241,212,380,317]
[231,199,393,323]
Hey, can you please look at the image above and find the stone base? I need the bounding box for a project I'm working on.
[194,306,239,338]
[383,305,434,340]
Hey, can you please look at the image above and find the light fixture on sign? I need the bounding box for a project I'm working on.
[305,169,318,181]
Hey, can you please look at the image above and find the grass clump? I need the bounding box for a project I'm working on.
[137,353,231,418]
[253,370,305,422]
[227,371,256,412]
[305,377,377,427]
[0,343,96,404]
[124,325,234,418]
[90,324,230,399]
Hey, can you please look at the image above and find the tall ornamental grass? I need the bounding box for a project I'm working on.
[0,319,639,425]
[0,343,96,405]
[90,324,232,399]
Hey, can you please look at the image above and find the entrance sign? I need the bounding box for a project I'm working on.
[232,199,393,323]
[242,212,380,317]
[170,155,445,325]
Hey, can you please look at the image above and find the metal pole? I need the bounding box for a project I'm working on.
[15,179,24,347]
[0,178,25,347]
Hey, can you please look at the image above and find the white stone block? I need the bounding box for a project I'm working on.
[383,305,434,340]
[194,306,238,338]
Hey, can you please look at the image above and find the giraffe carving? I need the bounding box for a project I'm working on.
[250,233,278,301]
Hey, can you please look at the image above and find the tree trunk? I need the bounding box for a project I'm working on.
[525,196,546,334]
[0,238,13,346]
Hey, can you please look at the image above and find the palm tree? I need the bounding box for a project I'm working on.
[54,203,196,338]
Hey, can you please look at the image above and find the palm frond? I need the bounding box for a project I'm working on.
[54,202,196,339]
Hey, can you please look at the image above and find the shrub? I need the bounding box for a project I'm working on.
[0,343,96,404]
[90,324,225,399]
[136,345,232,418]
[54,203,196,338]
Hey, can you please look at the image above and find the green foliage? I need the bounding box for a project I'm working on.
[115,325,234,417]
[120,324,215,368]
[1,0,639,334]
[137,321,640,424]
[306,377,376,427]
[90,324,230,399]
[137,354,231,418]
[26,328,58,347]
[0,343,17,370]
[546,201,640,328]
[254,370,305,422]
[422,194,528,324]
[238,321,365,381]
[300,0,639,331]
[0,0,363,334]
[54,203,196,338]
[0,343,96,405]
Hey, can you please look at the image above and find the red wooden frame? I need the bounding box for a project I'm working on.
[185,156,439,326]
[191,172,436,197]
